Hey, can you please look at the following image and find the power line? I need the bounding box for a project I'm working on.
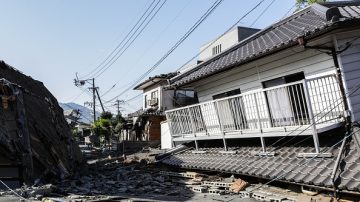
[106,0,225,103]
[248,127,360,194]
[250,0,276,27]
[0,180,27,201]
[93,0,167,78]
[102,0,193,97]
[126,93,143,102]
[281,3,296,19]
[175,0,266,73]
[92,0,167,79]
[79,0,157,79]
[101,84,116,97]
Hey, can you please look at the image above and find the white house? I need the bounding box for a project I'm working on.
[199,26,260,62]
[160,2,360,196]
[131,72,198,141]
[165,2,360,154]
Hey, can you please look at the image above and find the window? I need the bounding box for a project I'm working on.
[175,90,195,98]
[212,44,222,56]
[151,90,158,99]
[212,88,246,130]
[174,90,198,107]
[144,95,148,108]
[262,72,307,127]
[212,89,241,100]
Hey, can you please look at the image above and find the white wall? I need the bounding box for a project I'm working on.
[142,85,175,111]
[143,86,161,110]
[161,121,172,149]
[192,46,335,103]
[199,27,259,62]
[336,30,360,121]
[199,28,239,61]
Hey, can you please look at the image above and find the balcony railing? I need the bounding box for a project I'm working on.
[165,74,345,146]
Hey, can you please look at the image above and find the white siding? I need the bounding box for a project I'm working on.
[161,121,172,149]
[199,28,239,61]
[336,31,360,121]
[193,47,335,102]
[143,86,161,110]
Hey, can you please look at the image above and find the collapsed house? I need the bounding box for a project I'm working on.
[160,1,360,196]
[0,61,82,188]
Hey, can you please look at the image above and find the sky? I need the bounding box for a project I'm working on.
[0,0,295,115]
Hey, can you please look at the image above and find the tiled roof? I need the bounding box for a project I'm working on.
[160,128,360,192]
[134,72,178,90]
[170,2,360,87]
[128,108,165,118]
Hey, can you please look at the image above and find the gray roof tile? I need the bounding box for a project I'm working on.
[170,2,360,88]
[161,131,360,192]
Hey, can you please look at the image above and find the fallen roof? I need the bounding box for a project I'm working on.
[160,127,360,193]
[169,2,360,88]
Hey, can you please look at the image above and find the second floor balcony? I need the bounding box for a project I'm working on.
[165,74,346,153]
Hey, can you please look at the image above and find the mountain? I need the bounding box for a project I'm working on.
[59,102,100,124]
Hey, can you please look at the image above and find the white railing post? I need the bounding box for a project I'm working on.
[254,93,266,153]
[215,101,228,151]
[187,107,199,151]
[303,80,320,153]
[165,112,175,148]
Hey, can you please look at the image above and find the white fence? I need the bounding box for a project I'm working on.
[166,74,345,138]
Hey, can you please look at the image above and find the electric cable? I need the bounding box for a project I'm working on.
[250,0,276,27]
[248,127,360,194]
[102,0,193,96]
[79,0,157,79]
[105,0,226,103]
[175,0,266,73]
[92,0,167,79]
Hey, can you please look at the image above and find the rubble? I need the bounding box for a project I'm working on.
[0,61,82,188]
[0,147,344,201]
[229,179,249,193]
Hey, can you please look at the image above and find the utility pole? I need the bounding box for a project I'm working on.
[114,99,124,116]
[91,78,96,123]
[94,87,105,113]
[74,76,104,123]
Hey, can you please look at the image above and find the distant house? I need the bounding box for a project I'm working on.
[130,72,198,142]
[161,2,360,195]
[199,26,260,62]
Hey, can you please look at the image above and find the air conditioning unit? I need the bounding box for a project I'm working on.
[147,98,158,106]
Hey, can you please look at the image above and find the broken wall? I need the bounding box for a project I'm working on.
[0,61,82,188]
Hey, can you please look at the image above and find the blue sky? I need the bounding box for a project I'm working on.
[0,0,295,114]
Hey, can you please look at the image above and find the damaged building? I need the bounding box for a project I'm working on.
[160,1,360,198]
[0,61,82,188]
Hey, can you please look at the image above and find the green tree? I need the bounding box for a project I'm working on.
[93,116,112,146]
[100,111,113,119]
[92,111,126,146]
[296,0,326,10]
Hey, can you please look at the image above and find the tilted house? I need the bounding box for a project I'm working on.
[161,2,360,194]
[131,72,198,141]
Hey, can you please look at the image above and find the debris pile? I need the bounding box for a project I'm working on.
[0,61,82,188]
[0,149,338,201]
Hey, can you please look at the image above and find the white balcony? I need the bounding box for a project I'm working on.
[165,74,346,152]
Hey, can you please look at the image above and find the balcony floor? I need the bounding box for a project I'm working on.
[172,122,344,142]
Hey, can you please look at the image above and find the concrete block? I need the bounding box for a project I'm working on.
[192,186,207,193]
